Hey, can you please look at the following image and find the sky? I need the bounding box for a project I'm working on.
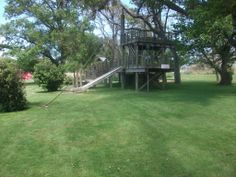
[0,0,131,25]
[0,0,6,24]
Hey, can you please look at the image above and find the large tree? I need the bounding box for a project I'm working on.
[0,0,93,65]
[121,0,236,85]
[178,0,236,85]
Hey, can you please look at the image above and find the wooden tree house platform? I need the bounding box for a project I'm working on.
[117,10,179,91]
[80,10,180,92]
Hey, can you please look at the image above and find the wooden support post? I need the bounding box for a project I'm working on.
[120,9,125,67]
[109,76,113,88]
[141,46,144,66]
[135,72,139,91]
[135,45,139,66]
[162,72,167,89]
[147,69,149,92]
[121,46,125,67]
[172,47,181,84]
[104,78,107,85]
[118,73,121,83]
[120,9,125,45]
[121,72,125,89]
[129,47,132,66]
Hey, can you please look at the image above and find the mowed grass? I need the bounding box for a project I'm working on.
[0,74,236,177]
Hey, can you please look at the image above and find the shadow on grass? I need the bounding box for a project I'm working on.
[36,90,63,93]
[0,102,40,115]
[27,101,46,107]
[85,80,235,107]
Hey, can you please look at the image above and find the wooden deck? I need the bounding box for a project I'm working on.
[124,66,173,73]
[122,29,174,47]
[123,37,173,47]
[119,28,176,91]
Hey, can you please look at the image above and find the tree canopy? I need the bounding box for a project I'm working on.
[0,0,94,64]
[176,0,236,85]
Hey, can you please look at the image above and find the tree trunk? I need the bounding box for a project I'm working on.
[219,70,232,85]
[73,72,76,87]
[214,69,220,83]
[75,71,79,87]
[79,70,83,87]
[219,46,233,85]
[171,47,181,84]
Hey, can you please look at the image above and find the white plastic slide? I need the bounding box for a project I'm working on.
[72,66,122,92]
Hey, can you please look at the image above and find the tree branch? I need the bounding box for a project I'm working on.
[161,0,188,16]
[0,44,14,50]
[201,49,220,73]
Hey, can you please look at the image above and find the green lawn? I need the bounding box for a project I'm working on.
[0,74,236,177]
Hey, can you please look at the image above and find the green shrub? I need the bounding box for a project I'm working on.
[64,75,73,85]
[33,60,65,91]
[0,59,27,112]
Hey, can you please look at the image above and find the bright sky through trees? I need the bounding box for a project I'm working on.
[0,0,131,25]
[0,0,131,56]
[0,0,6,24]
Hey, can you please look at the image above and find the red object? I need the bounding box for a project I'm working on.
[22,72,33,80]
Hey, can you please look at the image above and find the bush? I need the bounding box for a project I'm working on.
[17,56,39,72]
[0,59,27,112]
[64,75,73,85]
[33,60,65,91]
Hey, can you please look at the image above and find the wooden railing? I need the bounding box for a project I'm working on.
[124,55,174,69]
[85,62,108,80]
[85,58,122,79]
[85,56,174,80]
[122,28,174,44]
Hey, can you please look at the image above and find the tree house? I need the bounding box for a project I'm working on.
[79,9,181,92]
[119,10,180,91]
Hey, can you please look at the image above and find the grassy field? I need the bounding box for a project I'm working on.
[0,74,236,177]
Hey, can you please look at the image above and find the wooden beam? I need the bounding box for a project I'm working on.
[120,10,125,67]
[121,72,125,89]
[109,76,113,88]
[139,72,162,91]
[162,72,167,89]
[104,78,108,85]
[172,47,181,84]
[135,44,139,66]
[126,68,145,73]
[120,9,125,45]
[135,72,139,91]
[147,70,149,92]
